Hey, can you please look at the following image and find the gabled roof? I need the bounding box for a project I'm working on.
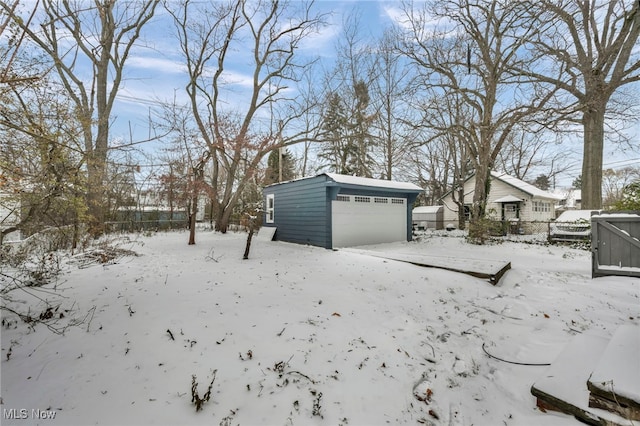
[440,170,563,201]
[491,171,562,200]
[325,173,422,191]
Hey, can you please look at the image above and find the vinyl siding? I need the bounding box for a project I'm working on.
[263,175,331,248]
[486,179,530,221]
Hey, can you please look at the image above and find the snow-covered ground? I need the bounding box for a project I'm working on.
[1,230,638,426]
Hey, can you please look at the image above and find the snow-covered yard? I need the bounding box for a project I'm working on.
[1,230,638,426]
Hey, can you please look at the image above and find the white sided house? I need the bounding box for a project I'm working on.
[441,171,562,228]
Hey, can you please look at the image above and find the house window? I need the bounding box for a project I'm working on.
[505,205,517,213]
[391,198,405,205]
[354,196,370,203]
[266,194,275,223]
[533,201,550,213]
[336,195,350,202]
[464,205,471,221]
[374,197,388,204]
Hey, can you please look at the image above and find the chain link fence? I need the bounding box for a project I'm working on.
[484,220,591,245]
[104,220,189,234]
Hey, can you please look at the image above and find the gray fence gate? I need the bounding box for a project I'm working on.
[591,212,640,278]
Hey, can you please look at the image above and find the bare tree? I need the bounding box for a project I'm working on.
[294,70,324,178]
[522,0,640,209]
[2,0,160,236]
[495,127,574,188]
[167,0,325,234]
[602,166,640,207]
[369,29,415,180]
[411,90,474,229]
[398,0,557,238]
[317,9,377,177]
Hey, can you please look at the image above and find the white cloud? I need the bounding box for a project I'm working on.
[299,22,341,56]
[127,56,186,75]
[218,69,254,89]
[382,4,413,30]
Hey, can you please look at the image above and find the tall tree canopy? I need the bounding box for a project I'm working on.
[167,0,325,235]
[523,0,640,209]
[399,0,557,235]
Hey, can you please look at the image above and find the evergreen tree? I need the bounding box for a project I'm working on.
[533,174,551,191]
[613,182,640,211]
[264,148,295,185]
[319,82,375,176]
[572,175,582,190]
[319,92,352,174]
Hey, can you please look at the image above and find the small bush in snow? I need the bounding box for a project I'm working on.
[191,370,217,412]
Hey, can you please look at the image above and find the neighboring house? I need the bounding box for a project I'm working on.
[441,171,563,227]
[554,188,582,216]
[262,173,422,249]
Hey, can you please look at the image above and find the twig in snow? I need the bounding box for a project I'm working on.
[470,302,522,321]
[205,248,222,263]
[287,370,315,384]
[85,306,96,332]
[167,329,175,341]
[481,343,550,366]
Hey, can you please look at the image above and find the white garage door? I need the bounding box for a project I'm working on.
[331,194,407,248]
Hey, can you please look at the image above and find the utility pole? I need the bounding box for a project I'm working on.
[278,120,283,182]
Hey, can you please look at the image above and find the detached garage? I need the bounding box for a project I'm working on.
[262,173,422,249]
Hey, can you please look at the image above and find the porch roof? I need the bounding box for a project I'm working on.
[493,194,523,203]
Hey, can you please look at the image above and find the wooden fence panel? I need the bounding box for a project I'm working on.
[591,213,640,278]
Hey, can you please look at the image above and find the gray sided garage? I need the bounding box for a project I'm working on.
[262,173,422,249]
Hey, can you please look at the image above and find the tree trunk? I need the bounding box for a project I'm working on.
[468,163,492,240]
[188,195,197,245]
[471,164,491,221]
[456,186,466,230]
[243,225,254,260]
[86,155,107,237]
[581,105,606,209]
[215,205,233,234]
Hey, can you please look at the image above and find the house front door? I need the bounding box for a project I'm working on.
[503,203,520,220]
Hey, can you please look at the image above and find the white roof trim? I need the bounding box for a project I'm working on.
[325,173,422,191]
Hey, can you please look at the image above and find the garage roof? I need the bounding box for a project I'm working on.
[325,173,423,191]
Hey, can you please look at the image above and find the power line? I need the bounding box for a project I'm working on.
[603,158,640,167]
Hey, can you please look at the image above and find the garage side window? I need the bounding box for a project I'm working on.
[266,194,275,223]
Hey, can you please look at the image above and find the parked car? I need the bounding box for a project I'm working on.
[549,210,600,242]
